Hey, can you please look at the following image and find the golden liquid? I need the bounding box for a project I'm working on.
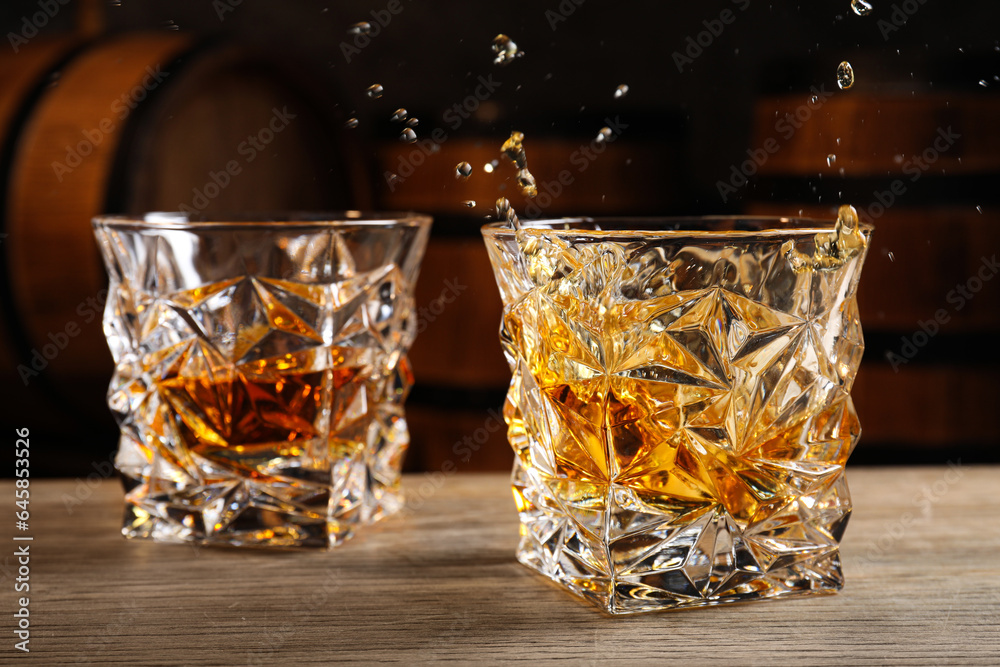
[502,237,859,528]
[154,357,367,474]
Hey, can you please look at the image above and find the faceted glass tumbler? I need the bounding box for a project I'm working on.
[482,211,871,613]
[93,212,431,549]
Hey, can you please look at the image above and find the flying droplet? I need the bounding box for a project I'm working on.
[492,34,523,66]
[979,79,989,88]
[596,127,613,143]
[162,19,179,30]
[349,22,372,35]
[455,162,473,179]
[366,84,384,99]
[400,128,417,143]
[887,251,895,262]
[495,197,521,229]
[851,0,873,16]
[614,84,629,99]
[837,61,855,90]
[811,95,819,104]
[827,154,837,166]
[976,205,983,214]
[483,162,495,173]
[501,131,538,197]
[462,200,476,208]
[516,169,537,197]
[502,132,528,169]
[406,117,419,127]
[390,108,408,122]
[344,118,359,129]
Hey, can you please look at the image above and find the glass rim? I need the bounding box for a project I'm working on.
[481,215,873,239]
[92,211,432,231]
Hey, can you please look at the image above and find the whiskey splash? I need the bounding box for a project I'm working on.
[783,204,866,271]
[501,131,538,198]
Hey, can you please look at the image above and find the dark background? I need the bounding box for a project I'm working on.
[1,0,998,476]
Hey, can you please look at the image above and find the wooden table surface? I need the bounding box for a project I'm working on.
[3,466,999,665]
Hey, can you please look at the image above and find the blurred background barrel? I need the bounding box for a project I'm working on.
[1,1,998,475]
[0,26,365,474]
[747,83,1000,462]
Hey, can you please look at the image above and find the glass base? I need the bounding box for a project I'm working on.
[118,445,404,550]
[512,459,848,615]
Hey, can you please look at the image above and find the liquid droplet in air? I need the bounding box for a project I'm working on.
[162,19,179,30]
[366,84,384,99]
[495,197,521,229]
[462,200,476,208]
[501,131,538,197]
[614,84,629,99]
[483,162,495,173]
[455,162,473,179]
[344,118,359,129]
[837,61,855,90]
[851,0,873,16]
[390,108,407,122]
[406,117,419,127]
[400,128,417,143]
[517,170,537,197]
[827,154,837,166]
[596,127,613,143]
[492,34,523,66]
[349,22,372,35]
[979,79,989,88]
[887,251,895,262]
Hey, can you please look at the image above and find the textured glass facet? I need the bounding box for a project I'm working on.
[483,216,870,613]
[94,213,430,548]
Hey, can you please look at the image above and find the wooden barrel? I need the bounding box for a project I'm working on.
[0,34,365,473]
[747,91,1000,462]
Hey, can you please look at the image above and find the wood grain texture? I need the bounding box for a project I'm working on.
[3,467,999,665]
